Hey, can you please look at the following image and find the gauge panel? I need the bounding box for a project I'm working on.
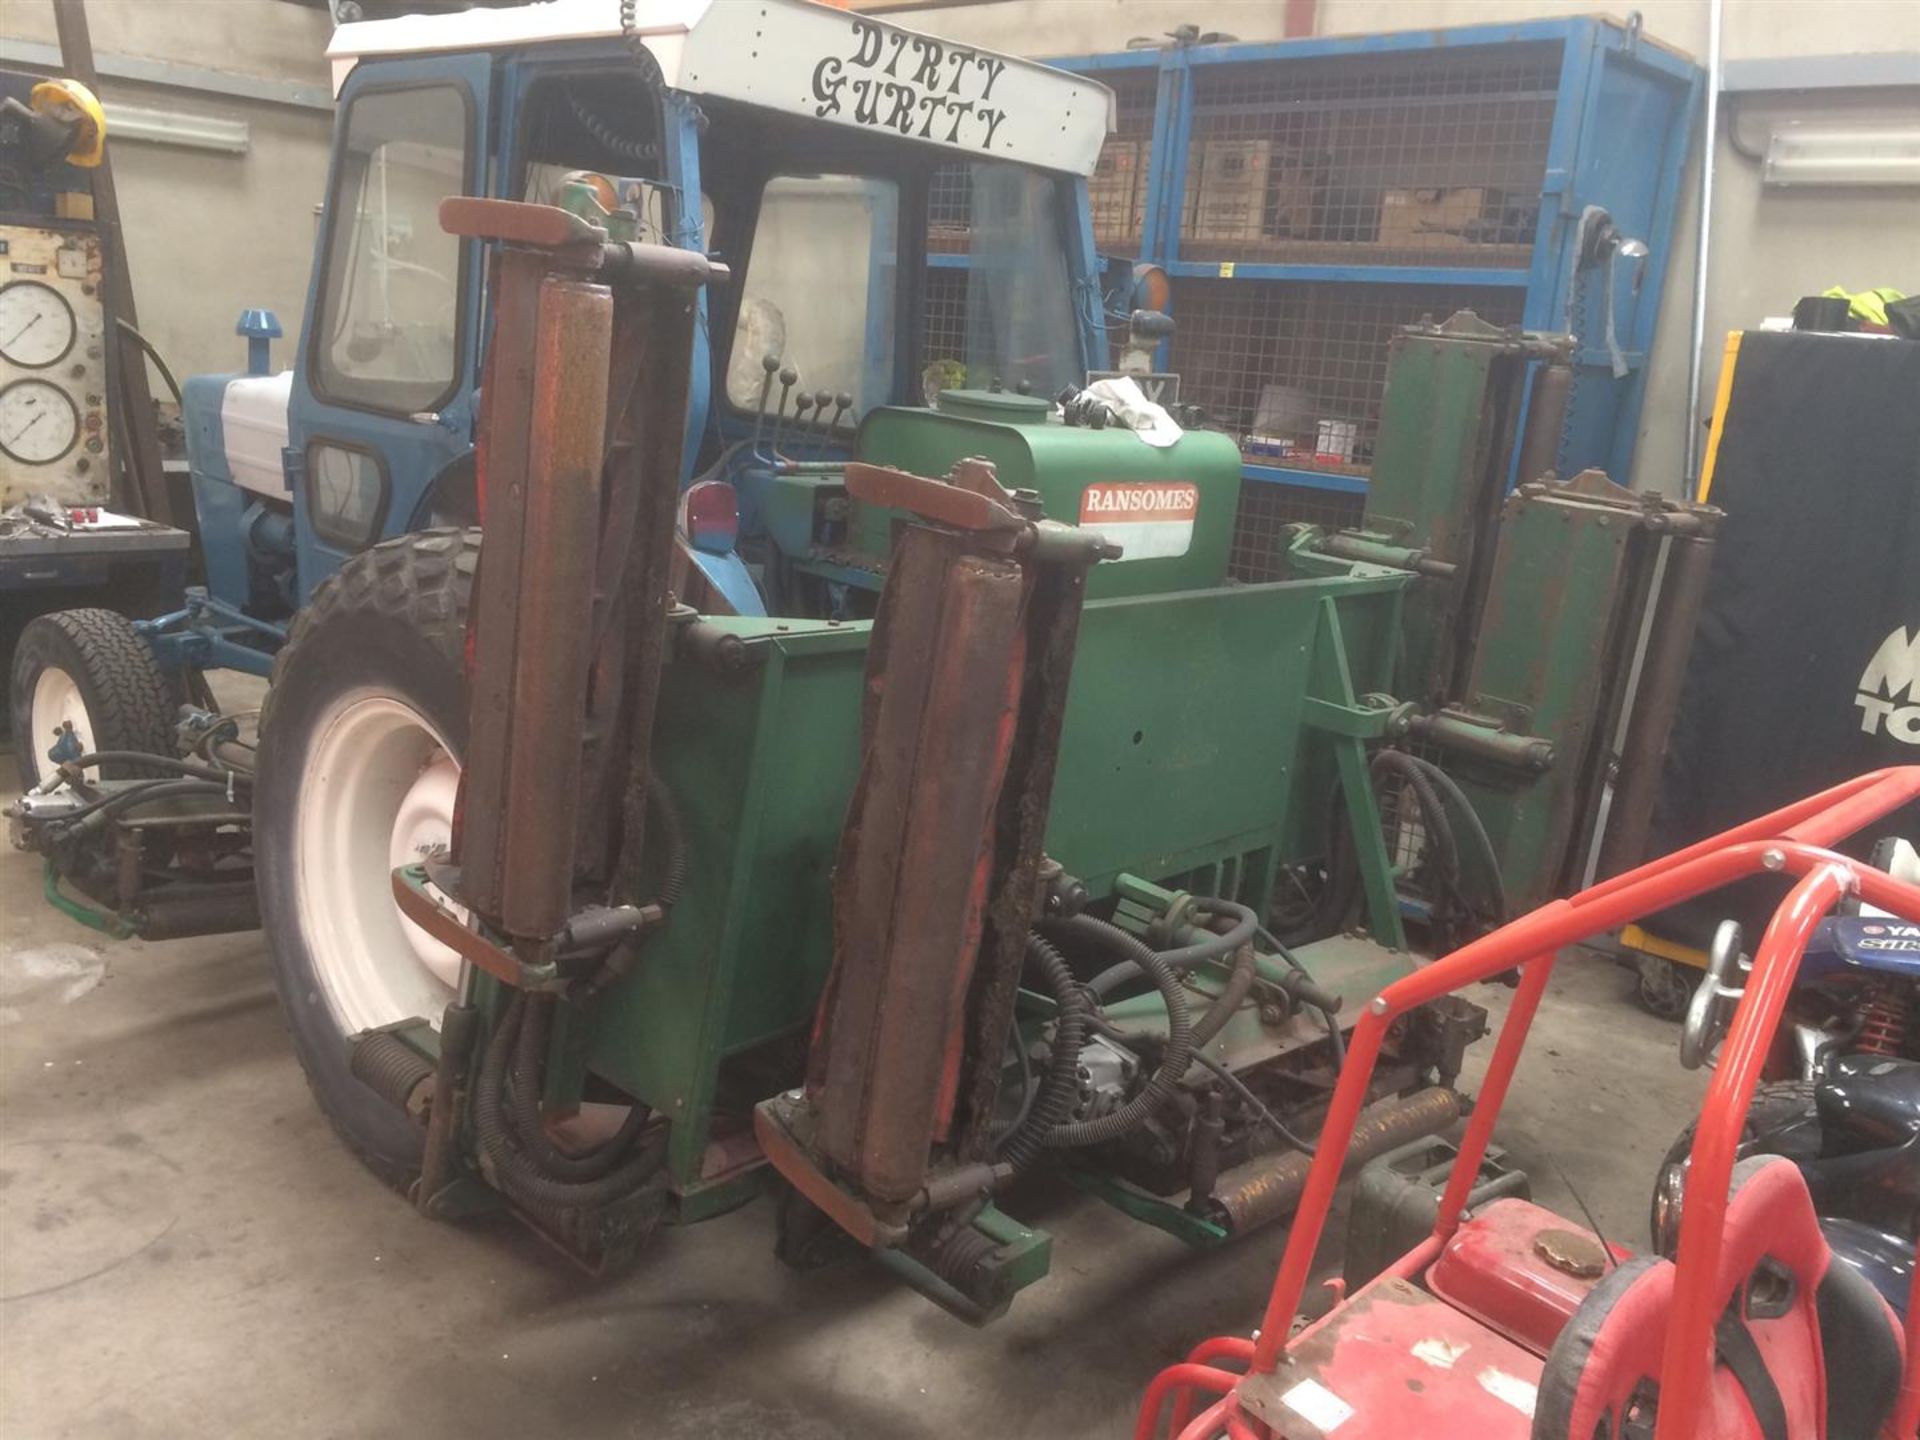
[0,226,108,505]
[0,378,81,465]
[0,281,77,369]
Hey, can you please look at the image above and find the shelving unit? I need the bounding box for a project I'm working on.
[916,19,1700,580]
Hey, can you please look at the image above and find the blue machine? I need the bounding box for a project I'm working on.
[1656,840,1920,1318]
[160,2,1119,677]
[1809,916,1920,980]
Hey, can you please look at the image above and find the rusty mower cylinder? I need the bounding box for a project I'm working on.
[460,269,612,940]
[755,457,1111,1266]
[430,196,725,953]
[1209,1087,1463,1235]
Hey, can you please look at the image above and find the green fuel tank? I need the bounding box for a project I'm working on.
[855,389,1244,597]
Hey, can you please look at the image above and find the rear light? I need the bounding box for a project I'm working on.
[680,479,739,555]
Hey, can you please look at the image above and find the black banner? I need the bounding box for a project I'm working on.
[1650,330,1920,943]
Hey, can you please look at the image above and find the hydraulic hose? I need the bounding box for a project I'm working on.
[1371,749,1458,892]
[67,752,249,786]
[1190,942,1257,1050]
[509,994,651,1182]
[473,994,665,1209]
[1309,747,1509,942]
[1083,896,1257,1000]
[1037,914,1193,1150]
[1399,751,1508,923]
[996,933,1091,1173]
[1257,923,1347,1072]
[579,777,689,997]
[60,778,239,832]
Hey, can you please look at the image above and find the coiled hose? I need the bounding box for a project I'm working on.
[508,995,651,1182]
[1035,914,1193,1150]
[645,780,688,909]
[473,993,664,1209]
[1308,748,1506,943]
[1398,751,1507,924]
[995,933,1090,1173]
[1371,749,1459,895]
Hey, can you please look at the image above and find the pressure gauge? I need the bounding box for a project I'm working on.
[0,281,78,369]
[0,379,81,465]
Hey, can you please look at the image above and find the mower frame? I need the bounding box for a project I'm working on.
[1139,766,1920,1440]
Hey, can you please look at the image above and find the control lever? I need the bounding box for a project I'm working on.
[828,391,853,433]
[811,388,833,439]
[792,391,816,437]
[750,352,781,453]
[767,365,799,456]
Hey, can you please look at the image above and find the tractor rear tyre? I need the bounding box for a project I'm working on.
[254,529,477,1192]
[9,607,179,789]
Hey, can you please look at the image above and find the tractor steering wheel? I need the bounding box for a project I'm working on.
[1679,919,1749,1070]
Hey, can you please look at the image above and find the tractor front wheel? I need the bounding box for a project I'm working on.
[253,529,477,1191]
[9,607,179,789]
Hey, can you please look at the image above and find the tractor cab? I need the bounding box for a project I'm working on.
[177,0,1237,657]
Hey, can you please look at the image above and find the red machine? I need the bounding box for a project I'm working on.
[1136,769,1920,1440]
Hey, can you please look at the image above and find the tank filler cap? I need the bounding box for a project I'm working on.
[1534,1228,1608,1279]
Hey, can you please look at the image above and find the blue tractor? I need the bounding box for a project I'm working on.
[10,0,1214,796]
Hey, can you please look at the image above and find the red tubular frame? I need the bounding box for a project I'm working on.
[1143,767,1920,1440]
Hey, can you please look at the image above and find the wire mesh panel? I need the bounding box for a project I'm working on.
[921,265,969,401]
[1088,69,1160,254]
[927,162,971,255]
[1179,42,1561,266]
[1227,481,1364,581]
[1170,277,1524,469]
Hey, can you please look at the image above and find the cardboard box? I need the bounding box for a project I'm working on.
[1089,139,1144,248]
[1186,139,1318,246]
[1378,186,1489,249]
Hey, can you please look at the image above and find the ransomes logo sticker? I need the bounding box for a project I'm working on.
[1078,482,1198,561]
[1856,625,1920,746]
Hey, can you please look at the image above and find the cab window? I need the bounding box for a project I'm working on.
[921,162,1080,402]
[313,85,469,415]
[725,174,899,417]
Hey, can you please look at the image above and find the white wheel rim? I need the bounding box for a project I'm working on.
[294,691,464,1035]
[28,664,96,781]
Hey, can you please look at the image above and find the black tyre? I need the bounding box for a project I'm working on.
[1648,1080,1820,1252]
[1633,954,1694,1021]
[9,607,178,788]
[254,529,478,1191]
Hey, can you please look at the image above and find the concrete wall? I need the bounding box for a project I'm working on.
[867,0,1920,492]
[6,0,335,380]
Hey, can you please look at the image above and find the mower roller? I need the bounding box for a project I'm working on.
[1134,768,1920,1440]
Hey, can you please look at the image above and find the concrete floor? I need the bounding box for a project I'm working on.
[0,781,1705,1439]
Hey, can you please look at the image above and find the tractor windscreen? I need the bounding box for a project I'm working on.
[726,173,901,417]
[924,161,1079,402]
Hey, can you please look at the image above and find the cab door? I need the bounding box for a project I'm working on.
[287,56,492,601]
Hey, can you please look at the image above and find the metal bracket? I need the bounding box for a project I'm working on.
[389,863,558,990]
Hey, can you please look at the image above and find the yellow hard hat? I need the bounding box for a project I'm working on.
[29,79,107,168]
